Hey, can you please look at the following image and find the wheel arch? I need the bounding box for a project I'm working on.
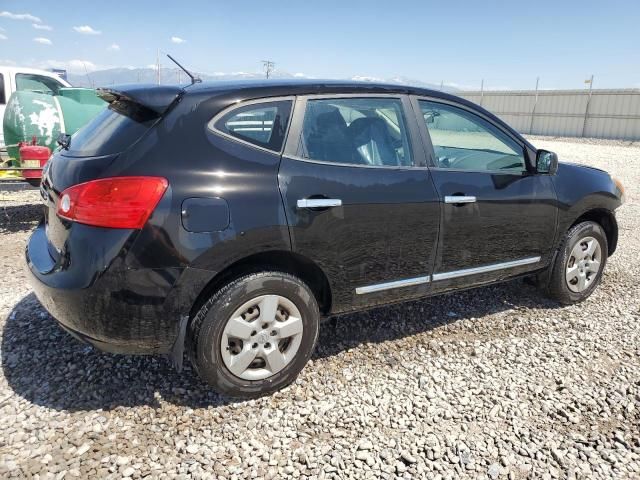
[188,250,333,321]
[569,208,618,256]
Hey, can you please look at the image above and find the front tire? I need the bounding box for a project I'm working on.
[188,271,320,398]
[545,221,608,304]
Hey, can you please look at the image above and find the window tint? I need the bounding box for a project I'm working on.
[419,100,525,173]
[63,100,158,158]
[0,73,5,104]
[214,100,292,152]
[301,98,412,167]
[16,73,63,95]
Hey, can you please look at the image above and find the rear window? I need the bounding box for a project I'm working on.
[63,100,158,157]
[212,100,292,152]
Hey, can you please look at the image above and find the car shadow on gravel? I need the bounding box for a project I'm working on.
[2,283,560,411]
[0,203,43,234]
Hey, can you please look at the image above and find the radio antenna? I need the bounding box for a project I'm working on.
[166,54,201,85]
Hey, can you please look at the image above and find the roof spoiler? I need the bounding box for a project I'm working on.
[96,84,183,114]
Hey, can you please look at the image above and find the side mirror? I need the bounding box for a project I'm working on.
[536,150,558,175]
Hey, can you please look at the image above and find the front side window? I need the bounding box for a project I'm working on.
[419,100,526,173]
[300,97,413,167]
[213,100,292,152]
[15,73,63,95]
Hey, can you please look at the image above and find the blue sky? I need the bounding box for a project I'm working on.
[1,0,638,89]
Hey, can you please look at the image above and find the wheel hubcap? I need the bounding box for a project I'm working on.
[220,295,304,380]
[565,236,602,293]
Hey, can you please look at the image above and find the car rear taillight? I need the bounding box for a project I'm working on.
[57,176,169,229]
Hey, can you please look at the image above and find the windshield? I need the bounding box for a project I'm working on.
[63,100,159,157]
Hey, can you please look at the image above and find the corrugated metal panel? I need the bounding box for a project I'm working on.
[456,89,640,140]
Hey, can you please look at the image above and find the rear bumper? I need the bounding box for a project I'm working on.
[26,222,184,354]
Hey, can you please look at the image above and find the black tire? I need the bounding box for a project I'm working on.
[188,271,320,398]
[544,221,608,304]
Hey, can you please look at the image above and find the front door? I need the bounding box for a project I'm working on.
[413,97,557,292]
[279,95,440,313]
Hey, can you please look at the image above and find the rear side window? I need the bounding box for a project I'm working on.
[212,100,292,152]
[0,73,5,104]
[63,100,158,158]
[16,73,63,95]
[300,97,413,167]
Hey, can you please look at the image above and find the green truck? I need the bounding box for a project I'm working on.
[1,66,106,182]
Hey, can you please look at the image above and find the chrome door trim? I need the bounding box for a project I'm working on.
[354,256,541,294]
[296,198,342,208]
[444,195,477,204]
[432,256,541,281]
[355,275,430,295]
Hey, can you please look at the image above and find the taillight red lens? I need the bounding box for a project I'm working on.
[57,176,169,229]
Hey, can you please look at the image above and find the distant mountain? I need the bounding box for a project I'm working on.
[67,68,458,92]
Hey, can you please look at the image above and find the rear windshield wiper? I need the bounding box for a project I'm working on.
[57,133,71,150]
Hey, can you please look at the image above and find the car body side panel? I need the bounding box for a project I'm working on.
[550,162,621,249]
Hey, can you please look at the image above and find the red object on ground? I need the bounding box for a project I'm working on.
[19,136,51,181]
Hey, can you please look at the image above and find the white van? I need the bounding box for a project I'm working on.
[0,66,72,148]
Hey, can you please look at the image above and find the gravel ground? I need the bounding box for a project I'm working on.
[0,136,638,479]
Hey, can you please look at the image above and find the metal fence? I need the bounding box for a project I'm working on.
[457,89,640,141]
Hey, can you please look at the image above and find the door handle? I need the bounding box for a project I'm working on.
[297,198,343,209]
[444,195,476,204]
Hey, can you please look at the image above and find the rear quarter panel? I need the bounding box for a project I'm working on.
[115,93,291,298]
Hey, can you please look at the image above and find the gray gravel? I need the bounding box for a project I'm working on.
[1,135,639,479]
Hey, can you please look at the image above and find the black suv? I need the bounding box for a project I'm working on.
[26,80,625,397]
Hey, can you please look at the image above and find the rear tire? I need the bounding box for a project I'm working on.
[544,221,608,304]
[188,271,320,398]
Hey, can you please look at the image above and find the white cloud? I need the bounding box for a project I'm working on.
[351,75,384,82]
[107,43,120,51]
[33,23,52,31]
[33,37,52,45]
[39,59,98,74]
[0,11,42,23]
[0,33,7,40]
[171,36,186,44]
[73,25,101,35]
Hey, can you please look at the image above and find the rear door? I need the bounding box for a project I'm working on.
[279,94,440,313]
[412,96,557,292]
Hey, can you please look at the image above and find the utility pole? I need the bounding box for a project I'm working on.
[440,80,443,91]
[529,76,540,134]
[581,75,594,137]
[156,48,161,85]
[480,79,484,106]
[262,60,275,79]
